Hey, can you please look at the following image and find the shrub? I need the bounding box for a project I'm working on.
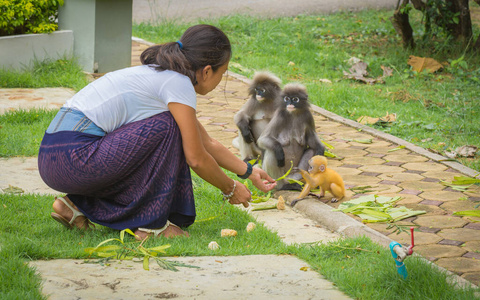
[0,0,64,36]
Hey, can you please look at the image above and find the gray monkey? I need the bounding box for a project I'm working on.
[232,71,282,162]
[257,83,325,189]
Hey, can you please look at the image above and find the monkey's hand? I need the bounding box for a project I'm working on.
[242,130,255,144]
[274,148,285,167]
[249,167,277,193]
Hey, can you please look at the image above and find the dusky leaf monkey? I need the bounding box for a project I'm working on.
[257,83,325,189]
[232,71,282,161]
[291,155,345,206]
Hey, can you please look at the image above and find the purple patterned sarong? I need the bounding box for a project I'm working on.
[38,112,195,230]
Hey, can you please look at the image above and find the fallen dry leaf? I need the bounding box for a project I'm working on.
[381,65,394,77]
[343,61,393,85]
[407,55,443,73]
[456,145,478,157]
[357,112,397,125]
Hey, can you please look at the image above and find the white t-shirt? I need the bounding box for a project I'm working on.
[64,65,197,133]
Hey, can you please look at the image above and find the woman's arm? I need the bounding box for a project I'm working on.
[168,102,253,206]
[195,111,277,193]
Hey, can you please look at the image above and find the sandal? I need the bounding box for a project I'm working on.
[135,220,187,240]
[51,197,95,230]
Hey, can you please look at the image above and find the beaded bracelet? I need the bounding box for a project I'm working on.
[222,180,236,201]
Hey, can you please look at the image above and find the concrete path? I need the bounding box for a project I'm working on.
[1,39,479,298]
[132,0,398,24]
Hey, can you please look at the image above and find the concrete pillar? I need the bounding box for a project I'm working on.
[58,0,133,73]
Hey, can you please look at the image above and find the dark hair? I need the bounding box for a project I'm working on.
[140,24,231,85]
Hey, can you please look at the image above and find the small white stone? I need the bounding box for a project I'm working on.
[246,222,256,232]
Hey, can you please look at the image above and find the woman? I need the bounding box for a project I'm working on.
[38,24,276,240]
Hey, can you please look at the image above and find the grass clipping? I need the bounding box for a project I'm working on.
[333,195,426,223]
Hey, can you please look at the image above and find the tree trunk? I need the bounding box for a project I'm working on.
[456,0,473,44]
[391,0,415,48]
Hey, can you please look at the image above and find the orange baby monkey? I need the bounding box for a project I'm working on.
[291,155,345,206]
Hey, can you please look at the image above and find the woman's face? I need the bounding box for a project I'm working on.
[194,63,229,95]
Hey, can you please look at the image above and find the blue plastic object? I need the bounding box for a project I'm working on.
[389,241,408,279]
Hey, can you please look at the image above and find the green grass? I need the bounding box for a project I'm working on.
[0,109,57,157]
[293,237,479,300]
[0,57,90,91]
[1,177,479,299]
[134,8,480,172]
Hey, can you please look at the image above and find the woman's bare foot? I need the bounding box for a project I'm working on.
[134,224,189,240]
[52,196,93,230]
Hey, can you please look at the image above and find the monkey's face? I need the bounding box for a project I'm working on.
[281,84,309,114]
[283,96,300,112]
[309,155,327,173]
[255,87,266,101]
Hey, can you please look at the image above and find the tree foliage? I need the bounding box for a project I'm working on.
[0,0,64,36]
[391,0,480,50]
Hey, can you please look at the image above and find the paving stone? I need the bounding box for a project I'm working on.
[421,177,441,183]
[414,215,467,229]
[436,257,480,274]
[369,184,403,194]
[364,223,395,236]
[398,180,443,192]
[462,241,480,252]
[418,227,441,234]
[339,164,363,169]
[419,200,443,206]
[362,145,398,155]
[399,189,422,196]
[441,201,479,213]
[335,167,363,177]
[402,162,448,173]
[463,252,480,259]
[337,132,375,141]
[388,231,442,245]
[465,223,480,230]
[327,159,343,168]
[421,170,459,182]
[404,170,425,175]
[461,272,480,288]
[378,173,424,182]
[383,161,403,167]
[419,190,468,202]
[382,154,428,163]
[379,180,401,185]
[359,172,381,177]
[385,193,423,205]
[415,244,467,259]
[404,203,445,215]
[359,164,405,174]
[341,156,385,166]
[332,148,368,158]
[341,174,381,186]
[438,228,480,242]
[439,239,464,246]
[366,153,386,158]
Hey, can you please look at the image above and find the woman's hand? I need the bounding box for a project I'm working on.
[227,181,252,208]
[248,167,277,193]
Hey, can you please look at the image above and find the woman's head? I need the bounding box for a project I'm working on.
[140,24,231,85]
